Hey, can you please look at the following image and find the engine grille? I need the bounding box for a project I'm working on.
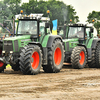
[4,40,13,52]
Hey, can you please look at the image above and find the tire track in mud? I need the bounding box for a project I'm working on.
[0,68,100,100]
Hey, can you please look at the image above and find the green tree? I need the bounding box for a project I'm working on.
[21,0,79,27]
[4,0,21,15]
[21,0,37,15]
[87,11,100,34]
[0,1,12,23]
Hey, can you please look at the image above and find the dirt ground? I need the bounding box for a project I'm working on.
[0,64,100,100]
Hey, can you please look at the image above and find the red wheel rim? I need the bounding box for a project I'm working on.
[31,51,39,69]
[79,51,85,65]
[0,61,4,67]
[54,47,62,65]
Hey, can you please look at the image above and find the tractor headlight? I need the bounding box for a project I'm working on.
[2,51,5,53]
[10,51,13,54]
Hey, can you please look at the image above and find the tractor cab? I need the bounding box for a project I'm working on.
[58,22,95,40]
[67,23,94,40]
[58,22,96,45]
[16,14,50,41]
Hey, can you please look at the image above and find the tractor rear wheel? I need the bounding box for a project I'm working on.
[71,46,87,69]
[20,45,42,75]
[95,43,100,68]
[88,43,100,68]
[43,39,64,73]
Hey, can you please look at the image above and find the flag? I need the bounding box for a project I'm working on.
[52,19,57,35]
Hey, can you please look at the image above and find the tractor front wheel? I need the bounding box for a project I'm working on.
[19,45,42,75]
[71,46,87,69]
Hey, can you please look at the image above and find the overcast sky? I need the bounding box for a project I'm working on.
[60,0,100,22]
[22,0,100,22]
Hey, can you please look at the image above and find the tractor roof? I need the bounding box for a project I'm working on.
[68,22,93,28]
[16,14,50,21]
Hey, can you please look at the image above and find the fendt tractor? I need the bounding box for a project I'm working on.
[0,10,64,74]
[58,22,100,69]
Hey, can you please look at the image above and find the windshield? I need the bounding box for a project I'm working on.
[68,27,84,38]
[17,20,37,35]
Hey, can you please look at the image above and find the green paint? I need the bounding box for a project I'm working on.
[86,38,94,48]
[3,35,31,52]
[63,38,79,51]
[4,35,31,41]
[42,34,50,47]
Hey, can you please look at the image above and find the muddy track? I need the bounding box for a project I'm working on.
[0,65,100,100]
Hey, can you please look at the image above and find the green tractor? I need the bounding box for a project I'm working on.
[58,22,100,68]
[0,11,64,74]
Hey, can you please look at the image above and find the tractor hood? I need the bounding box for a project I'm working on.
[63,38,79,52]
[3,35,32,52]
[4,35,31,41]
[63,38,79,42]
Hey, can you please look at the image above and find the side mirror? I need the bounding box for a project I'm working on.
[45,23,49,28]
[3,22,7,27]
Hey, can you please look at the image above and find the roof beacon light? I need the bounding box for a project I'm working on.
[70,19,72,22]
[47,10,50,14]
[92,19,95,22]
[20,10,23,14]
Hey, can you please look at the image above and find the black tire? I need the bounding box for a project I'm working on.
[11,46,29,72]
[19,45,29,74]
[11,60,20,71]
[88,43,100,68]
[43,39,64,73]
[88,50,96,68]
[71,46,87,69]
[96,43,100,68]
[19,45,42,75]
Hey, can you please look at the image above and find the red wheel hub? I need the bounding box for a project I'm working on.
[0,62,4,67]
[79,51,85,65]
[54,47,62,65]
[31,52,39,69]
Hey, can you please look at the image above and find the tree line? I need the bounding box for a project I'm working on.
[87,11,100,34]
[0,0,79,27]
[0,0,100,34]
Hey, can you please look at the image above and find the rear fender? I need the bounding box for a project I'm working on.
[91,38,100,49]
[47,35,62,48]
